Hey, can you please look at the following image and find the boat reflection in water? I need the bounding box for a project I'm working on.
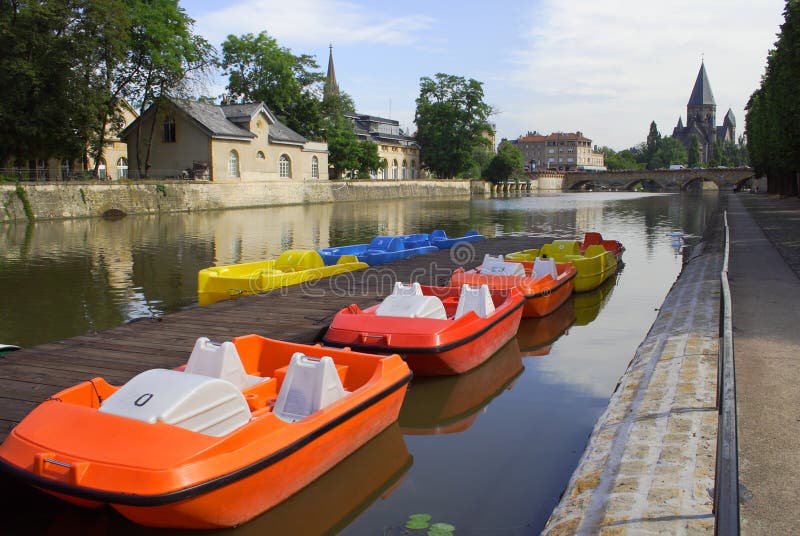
[399,339,524,435]
[516,300,576,357]
[0,423,411,535]
[573,271,619,326]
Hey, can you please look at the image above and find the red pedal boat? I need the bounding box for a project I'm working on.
[449,254,576,318]
[322,282,525,376]
[0,336,411,529]
[580,232,625,260]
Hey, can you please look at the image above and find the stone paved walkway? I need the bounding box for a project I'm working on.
[728,193,800,535]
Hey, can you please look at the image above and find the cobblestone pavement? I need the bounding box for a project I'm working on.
[542,212,724,535]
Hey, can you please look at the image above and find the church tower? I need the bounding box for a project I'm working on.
[324,44,339,98]
[686,61,716,137]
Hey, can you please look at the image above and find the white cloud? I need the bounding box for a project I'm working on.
[492,0,784,149]
[194,0,434,48]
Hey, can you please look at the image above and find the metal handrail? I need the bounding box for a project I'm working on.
[714,210,739,535]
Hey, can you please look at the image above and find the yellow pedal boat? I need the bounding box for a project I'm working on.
[505,241,617,292]
[198,250,368,306]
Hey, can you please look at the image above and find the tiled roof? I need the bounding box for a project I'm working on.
[688,62,716,106]
[175,99,255,139]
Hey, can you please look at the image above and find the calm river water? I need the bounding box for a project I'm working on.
[0,191,719,534]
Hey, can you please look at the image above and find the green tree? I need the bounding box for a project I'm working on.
[688,135,701,168]
[0,1,106,167]
[600,146,643,170]
[745,0,800,195]
[220,32,324,139]
[651,137,687,168]
[644,121,662,169]
[414,73,492,179]
[484,141,524,184]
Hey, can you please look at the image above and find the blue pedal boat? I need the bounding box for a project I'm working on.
[318,236,439,266]
[427,230,485,250]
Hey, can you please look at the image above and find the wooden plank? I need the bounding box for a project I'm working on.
[0,236,550,435]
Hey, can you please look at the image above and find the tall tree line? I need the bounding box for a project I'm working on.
[0,0,213,176]
[745,0,800,196]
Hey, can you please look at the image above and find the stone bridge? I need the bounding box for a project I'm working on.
[559,168,755,191]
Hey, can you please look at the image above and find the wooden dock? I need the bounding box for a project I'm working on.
[0,236,542,441]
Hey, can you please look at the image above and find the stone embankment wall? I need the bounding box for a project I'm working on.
[543,212,724,534]
[0,180,472,222]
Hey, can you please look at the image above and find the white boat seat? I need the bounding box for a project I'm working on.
[375,294,447,319]
[274,353,346,423]
[455,284,495,319]
[532,257,558,280]
[99,369,251,436]
[185,337,267,391]
[481,254,525,276]
[391,282,423,296]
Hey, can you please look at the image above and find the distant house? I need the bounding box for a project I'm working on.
[511,131,606,171]
[345,113,423,180]
[119,98,328,181]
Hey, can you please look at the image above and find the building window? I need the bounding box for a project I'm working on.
[392,160,398,180]
[279,154,291,178]
[162,115,176,143]
[61,160,72,179]
[548,149,554,154]
[382,161,388,180]
[402,160,407,179]
[256,151,265,160]
[97,158,107,179]
[229,150,240,177]
[35,160,47,180]
[411,160,416,179]
[117,157,128,179]
[311,156,319,179]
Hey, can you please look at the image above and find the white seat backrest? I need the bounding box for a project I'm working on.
[391,282,423,296]
[376,294,447,319]
[532,257,558,280]
[455,284,496,319]
[481,254,525,276]
[185,337,265,391]
[274,353,346,423]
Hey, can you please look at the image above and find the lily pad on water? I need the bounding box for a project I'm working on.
[405,513,432,530]
[428,522,455,536]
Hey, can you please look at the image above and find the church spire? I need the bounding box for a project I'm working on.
[688,61,715,106]
[324,44,339,98]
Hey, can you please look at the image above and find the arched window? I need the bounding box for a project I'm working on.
[279,154,291,178]
[402,160,408,179]
[117,157,128,179]
[311,156,319,179]
[392,160,398,180]
[162,115,176,143]
[97,158,107,179]
[61,160,72,179]
[381,160,388,180]
[229,150,240,177]
[256,151,265,160]
[411,160,417,179]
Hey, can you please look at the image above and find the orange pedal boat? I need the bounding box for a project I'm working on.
[0,336,411,529]
[323,282,525,376]
[449,254,576,318]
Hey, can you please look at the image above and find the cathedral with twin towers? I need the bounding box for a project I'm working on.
[672,62,736,165]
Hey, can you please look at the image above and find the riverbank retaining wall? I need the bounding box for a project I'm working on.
[0,180,472,222]
[542,212,724,534]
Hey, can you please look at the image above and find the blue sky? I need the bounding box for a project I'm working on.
[186,0,784,150]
